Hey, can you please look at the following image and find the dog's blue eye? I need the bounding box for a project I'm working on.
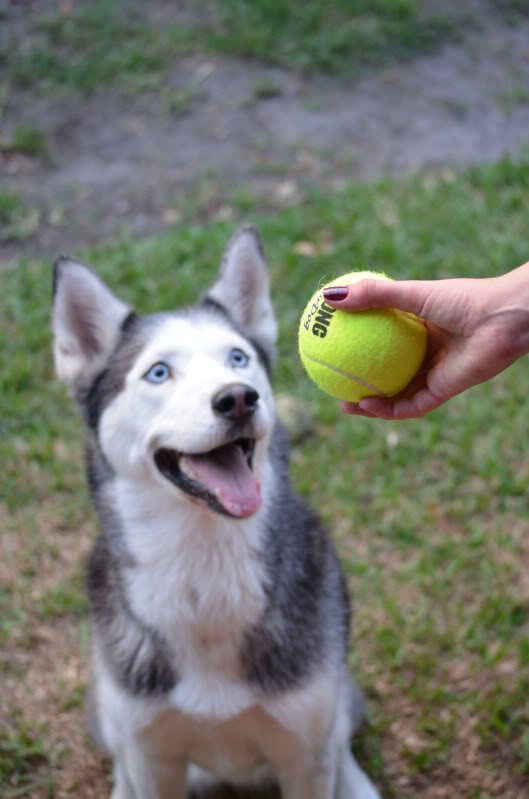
[145,362,171,384]
[230,349,249,368]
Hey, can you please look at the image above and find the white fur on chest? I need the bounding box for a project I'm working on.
[108,476,270,719]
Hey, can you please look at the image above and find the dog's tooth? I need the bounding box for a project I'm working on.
[179,456,198,481]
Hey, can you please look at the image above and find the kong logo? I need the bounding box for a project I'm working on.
[303,292,323,332]
[311,301,336,339]
[302,294,337,339]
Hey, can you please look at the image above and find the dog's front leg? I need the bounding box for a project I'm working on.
[279,772,336,799]
[335,746,382,799]
[277,747,382,799]
[110,758,137,799]
[275,744,337,799]
[115,740,187,799]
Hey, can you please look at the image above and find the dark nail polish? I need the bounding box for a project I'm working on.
[323,286,348,301]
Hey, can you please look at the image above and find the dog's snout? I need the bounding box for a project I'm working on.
[212,383,259,421]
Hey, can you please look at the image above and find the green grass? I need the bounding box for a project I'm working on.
[197,0,463,75]
[7,1,193,96]
[161,84,202,116]
[497,74,529,114]
[39,578,90,621]
[0,191,23,227]
[0,191,41,243]
[3,0,465,97]
[2,157,529,793]
[0,717,53,798]
[1,124,49,158]
[251,79,284,102]
[0,585,26,646]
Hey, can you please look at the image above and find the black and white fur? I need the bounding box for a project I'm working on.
[52,226,382,799]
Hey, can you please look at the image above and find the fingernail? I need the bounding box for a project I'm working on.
[323,286,348,301]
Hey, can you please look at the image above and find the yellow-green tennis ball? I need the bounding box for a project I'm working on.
[298,271,427,402]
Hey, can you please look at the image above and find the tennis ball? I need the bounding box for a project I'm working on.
[298,271,427,402]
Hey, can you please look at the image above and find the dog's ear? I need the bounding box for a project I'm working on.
[52,257,132,392]
[206,225,278,364]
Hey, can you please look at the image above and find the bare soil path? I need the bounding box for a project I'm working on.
[1,3,529,260]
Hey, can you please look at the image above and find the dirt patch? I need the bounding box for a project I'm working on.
[1,3,529,260]
[0,500,110,799]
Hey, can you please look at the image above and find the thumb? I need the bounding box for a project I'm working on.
[323,278,436,319]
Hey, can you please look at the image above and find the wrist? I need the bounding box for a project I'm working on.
[488,262,529,359]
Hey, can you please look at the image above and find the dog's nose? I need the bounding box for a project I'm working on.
[212,384,259,421]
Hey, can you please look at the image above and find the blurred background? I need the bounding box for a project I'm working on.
[1,2,529,798]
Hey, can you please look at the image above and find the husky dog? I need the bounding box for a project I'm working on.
[52,226,381,799]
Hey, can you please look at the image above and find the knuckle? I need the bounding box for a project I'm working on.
[363,279,381,306]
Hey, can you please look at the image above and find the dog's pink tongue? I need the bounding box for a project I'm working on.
[182,444,261,518]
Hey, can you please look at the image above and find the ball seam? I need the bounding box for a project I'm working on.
[300,348,386,397]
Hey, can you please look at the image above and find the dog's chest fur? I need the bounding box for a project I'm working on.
[94,474,337,771]
[108,475,271,716]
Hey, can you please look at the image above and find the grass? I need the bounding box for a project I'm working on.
[196,0,463,75]
[0,191,40,244]
[39,577,90,621]
[3,1,529,100]
[251,79,284,102]
[0,191,23,228]
[497,73,529,114]
[0,717,53,798]
[6,1,193,97]
[1,124,49,158]
[0,584,26,646]
[1,157,529,796]
[3,0,466,97]
[161,84,203,116]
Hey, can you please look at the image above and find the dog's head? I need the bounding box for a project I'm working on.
[52,226,278,519]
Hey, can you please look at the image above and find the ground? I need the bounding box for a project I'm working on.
[1,2,529,799]
[2,1,529,258]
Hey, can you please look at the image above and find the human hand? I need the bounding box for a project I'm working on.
[322,263,529,420]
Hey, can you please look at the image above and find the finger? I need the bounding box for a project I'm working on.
[341,371,429,420]
[322,278,437,319]
[351,368,444,419]
[340,401,377,418]
[358,387,444,420]
[422,322,449,364]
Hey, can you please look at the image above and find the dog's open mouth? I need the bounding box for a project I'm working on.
[153,438,261,518]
